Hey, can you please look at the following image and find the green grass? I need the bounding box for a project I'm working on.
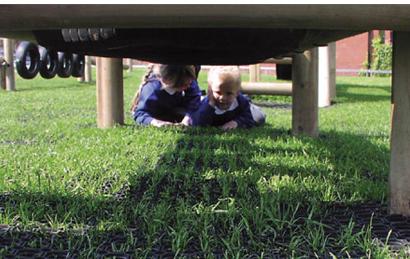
[0,69,399,257]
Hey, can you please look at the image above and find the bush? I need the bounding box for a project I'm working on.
[370,35,392,77]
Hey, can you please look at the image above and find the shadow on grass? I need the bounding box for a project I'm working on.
[335,83,391,104]
[0,125,394,257]
[15,82,94,92]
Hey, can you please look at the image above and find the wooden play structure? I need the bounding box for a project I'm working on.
[1,38,15,91]
[0,5,409,216]
[243,42,336,108]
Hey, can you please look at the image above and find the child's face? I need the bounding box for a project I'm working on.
[210,79,240,110]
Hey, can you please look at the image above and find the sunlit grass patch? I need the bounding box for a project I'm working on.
[0,70,399,257]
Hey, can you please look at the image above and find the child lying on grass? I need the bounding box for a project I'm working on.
[130,64,201,127]
[193,66,266,130]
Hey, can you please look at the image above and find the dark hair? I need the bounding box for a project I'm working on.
[130,64,196,112]
[159,64,196,88]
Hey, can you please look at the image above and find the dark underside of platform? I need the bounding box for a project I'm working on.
[28,28,360,65]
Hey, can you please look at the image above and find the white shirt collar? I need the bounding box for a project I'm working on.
[214,98,239,115]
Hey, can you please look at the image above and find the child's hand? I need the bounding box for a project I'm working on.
[207,85,216,107]
[181,115,192,126]
[220,120,238,131]
[151,119,175,127]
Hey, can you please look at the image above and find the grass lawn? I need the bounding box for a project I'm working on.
[0,68,405,258]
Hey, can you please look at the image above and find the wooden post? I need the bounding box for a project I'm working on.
[127,58,133,73]
[96,57,124,128]
[389,31,410,216]
[256,64,260,81]
[0,57,6,90]
[3,38,15,91]
[328,42,336,101]
[318,45,330,107]
[84,56,92,83]
[292,48,319,137]
[249,64,260,82]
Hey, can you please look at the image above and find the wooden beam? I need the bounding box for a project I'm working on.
[0,57,5,90]
[84,56,92,83]
[127,59,133,73]
[1,5,410,31]
[96,57,124,128]
[241,82,292,95]
[292,48,319,137]
[249,64,260,82]
[318,45,330,107]
[328,42,336,101]
[263,57,292,65]
[91,57,128,70]
[389,31,410,216]
[78,55,92,83]
[3,38,15,91]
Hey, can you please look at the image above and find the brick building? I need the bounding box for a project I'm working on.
[336,30,392,76]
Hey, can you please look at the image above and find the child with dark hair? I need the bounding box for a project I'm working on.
[131,64,201,127]
[193,66,266,131]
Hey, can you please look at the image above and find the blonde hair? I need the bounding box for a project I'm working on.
[130,64,196,112]
[207,66,241,91]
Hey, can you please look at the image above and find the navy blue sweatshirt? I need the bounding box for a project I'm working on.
[132,78,201,125]
[193,93,257,128]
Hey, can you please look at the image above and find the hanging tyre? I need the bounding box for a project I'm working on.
[57,52,73,78]
[38,46,58,79]
[15,41,40,79]
[71,54,85,77]
[61,28,116,42]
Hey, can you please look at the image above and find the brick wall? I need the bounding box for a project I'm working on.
[336,32,369,76]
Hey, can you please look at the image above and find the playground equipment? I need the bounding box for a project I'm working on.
[241,82,292,96]
[0,5,410,216]
[0,56,6,90]
[245,43,336,108]
[1,38,15,91]
[15,41,85,79]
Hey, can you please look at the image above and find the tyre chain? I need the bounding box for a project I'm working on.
[61,28,116,42]
[15,42,84,80]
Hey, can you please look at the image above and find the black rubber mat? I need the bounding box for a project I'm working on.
[0,203,409,258]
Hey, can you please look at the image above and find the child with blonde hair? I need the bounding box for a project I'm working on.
[131,64,201,127]
[193,66,266,130]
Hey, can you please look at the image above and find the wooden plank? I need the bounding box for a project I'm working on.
[1,5,410,30]
[292,48,318,137]
[96,57,124,128]
[241,82,292,95]
[389,31,410,216]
